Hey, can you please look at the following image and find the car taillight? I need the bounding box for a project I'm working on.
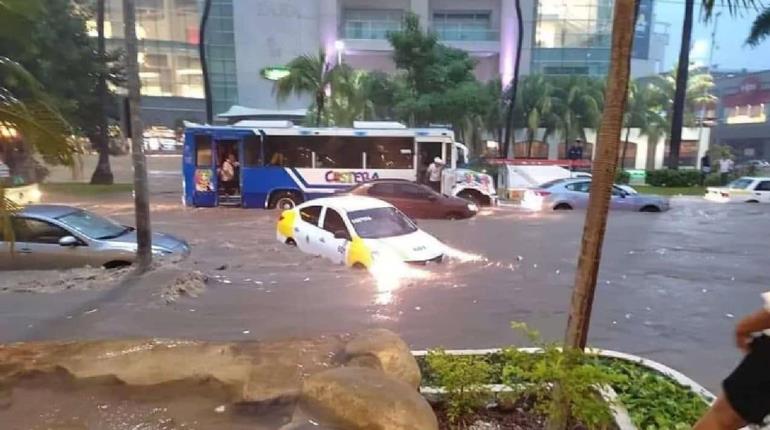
[534,190,551,197]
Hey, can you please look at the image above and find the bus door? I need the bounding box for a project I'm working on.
[416,140,443,182]
[192,134,217,207]
[239,132,263,208]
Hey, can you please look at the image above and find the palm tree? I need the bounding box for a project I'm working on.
[274,50,338,126]
[550,76,603,158]
[123,0,152,272]
[668,0,695,169]
[621,81,667,170]
[325,66,373,126]
[89,0,113,185]
[513,75,554,158]
[747,7,770,46]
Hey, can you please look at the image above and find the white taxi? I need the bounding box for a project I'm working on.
[704,177,770,203]
[276,196,445,268]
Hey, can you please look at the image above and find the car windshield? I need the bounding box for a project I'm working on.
[347,207,417,239]
[57,210,131,240]
[728,178,754,189]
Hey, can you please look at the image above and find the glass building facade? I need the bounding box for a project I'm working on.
[204,0,238,116]
[530,0,614,76]
[99,0,236,123]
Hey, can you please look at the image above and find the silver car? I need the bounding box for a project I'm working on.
[0,205,190,270]
[522,178,669,212]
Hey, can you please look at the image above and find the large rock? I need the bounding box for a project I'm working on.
[344,329,420,389]
[0,337,346,403]
[300,367,438,430]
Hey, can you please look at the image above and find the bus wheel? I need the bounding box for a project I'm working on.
[271,191,302,210]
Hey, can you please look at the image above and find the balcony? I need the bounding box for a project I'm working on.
[342,20,402,40]
[432,24,499,41]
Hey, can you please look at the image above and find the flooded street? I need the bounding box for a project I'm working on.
[2,156,768,396]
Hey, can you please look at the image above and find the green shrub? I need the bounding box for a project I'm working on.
[645,169,700,187]
[615,170,631,184]
[704,172,723,186]
[502,323,619,429]
[426,349,492,425]
[601,359,708,429]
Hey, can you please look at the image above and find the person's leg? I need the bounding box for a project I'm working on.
[693,395,747,430]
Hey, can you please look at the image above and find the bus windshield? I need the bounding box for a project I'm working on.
[348,207,417,239]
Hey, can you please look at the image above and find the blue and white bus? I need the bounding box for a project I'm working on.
[182,121,495,209]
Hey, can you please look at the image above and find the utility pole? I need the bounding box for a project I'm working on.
[123,0,152,272]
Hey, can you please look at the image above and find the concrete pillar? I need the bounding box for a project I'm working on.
[635,137,648,170]
[411,0,430,27]
[319,0,339,62]
[500,0,518,86]
[547,133,560,160]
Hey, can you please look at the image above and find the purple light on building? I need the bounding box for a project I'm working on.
[500,0,520,88]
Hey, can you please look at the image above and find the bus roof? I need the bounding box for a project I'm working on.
[185,123,455,139]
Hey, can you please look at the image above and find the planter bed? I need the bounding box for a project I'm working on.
[413,348,712,430]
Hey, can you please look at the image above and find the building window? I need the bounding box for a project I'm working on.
[342,9,404,40]
[432,11,495,41]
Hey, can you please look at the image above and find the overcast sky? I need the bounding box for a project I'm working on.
[655,0,770,72]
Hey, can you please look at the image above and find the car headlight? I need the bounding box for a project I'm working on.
[467,203,479,212]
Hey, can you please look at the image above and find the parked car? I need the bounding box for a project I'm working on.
[521,178,669,212]
[341,180,478,219]
[704,177,770,203]
[0,205,190,270]
[276,196,445,269]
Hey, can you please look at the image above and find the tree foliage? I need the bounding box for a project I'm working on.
[273,50,338,126]
[747,7,770,46]
[0,0,121,146]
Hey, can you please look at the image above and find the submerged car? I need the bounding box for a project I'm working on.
[341,179,478,219]
[522,178,669,212]
[704,177,770,203]
[0,205,190,270]
[276,196,445,268]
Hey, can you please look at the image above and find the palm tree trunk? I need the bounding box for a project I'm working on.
[90,0,114,185]
[566,0,636,350]
[550,4,637,428]
[123,0,152,272]
[527,133,533,158]
[315,91,324,126]
[621,127,631,170]
[668,0,694,170]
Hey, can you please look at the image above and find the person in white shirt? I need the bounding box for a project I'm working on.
[218,153,239,196]
[719,157,734,185]
[694,292,770,429]
[426,157,444,193]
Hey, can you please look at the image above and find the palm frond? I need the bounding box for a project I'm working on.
[1,98,76,166]
[747,7,770,46]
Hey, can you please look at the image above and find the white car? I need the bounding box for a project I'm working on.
[705,177,770,203]
[276,196,445,269]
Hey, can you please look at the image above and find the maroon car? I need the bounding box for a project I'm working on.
[342,180,479,219]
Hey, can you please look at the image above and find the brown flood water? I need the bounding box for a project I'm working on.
[1,371,294,430]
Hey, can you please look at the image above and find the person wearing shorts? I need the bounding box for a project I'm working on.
[695,292,770,429]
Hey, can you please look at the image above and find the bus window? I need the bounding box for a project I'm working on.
[264,136,312,167]
[365,137,413,169]
[195,135,212,167]
[444,141,453,167]
[243,134,262,167]
[315,136,363,168]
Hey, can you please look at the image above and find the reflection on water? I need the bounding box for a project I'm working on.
[368,258,430,306]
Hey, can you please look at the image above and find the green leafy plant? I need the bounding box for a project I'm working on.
[601,359,707,429]
[645,169,700,187]
[426,349,492,425]
[615,170,631,184]
[501,323,619,429]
